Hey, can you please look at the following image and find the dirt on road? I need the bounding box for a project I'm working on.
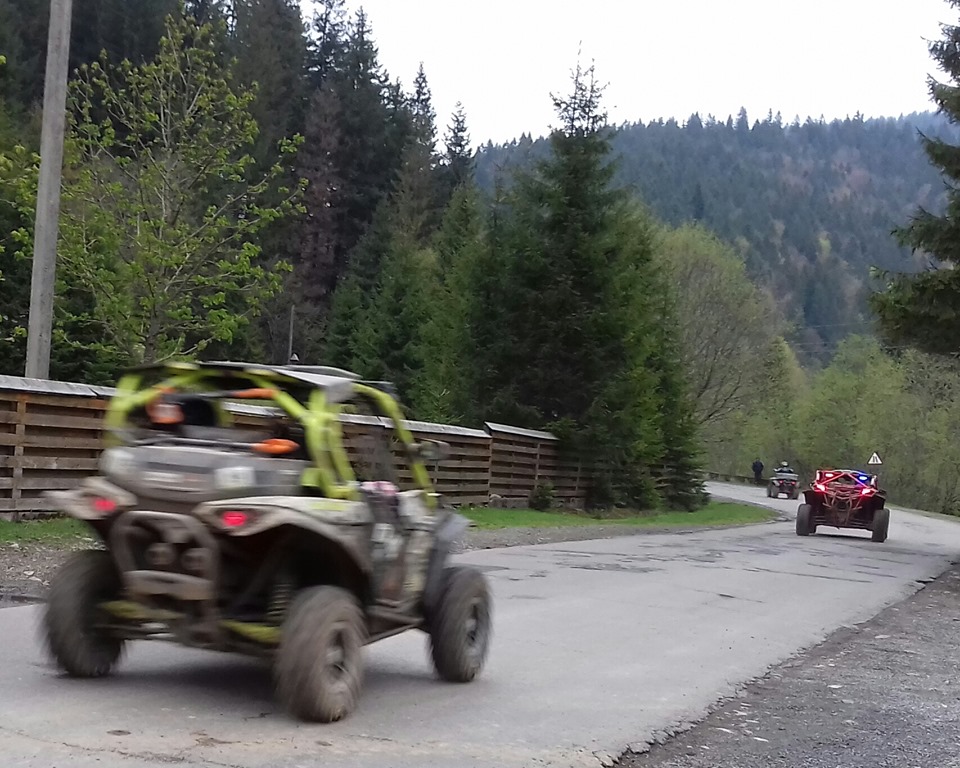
[620,563,960,768]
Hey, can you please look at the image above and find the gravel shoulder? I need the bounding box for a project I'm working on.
[619,562,960,768]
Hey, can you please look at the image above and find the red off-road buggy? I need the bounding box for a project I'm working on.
[796,468,889,542]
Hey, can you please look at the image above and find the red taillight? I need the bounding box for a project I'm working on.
[92,497,117,513]
[221,510,249,528]
[814,482,826,492]
[861,487,874,496]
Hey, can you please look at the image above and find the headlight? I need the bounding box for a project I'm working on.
[214,466,257,490]
[101,448,136,478]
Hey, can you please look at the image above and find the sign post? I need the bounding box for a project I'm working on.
[868,452,882,487]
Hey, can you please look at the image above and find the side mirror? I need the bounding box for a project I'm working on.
[416,439,449,463]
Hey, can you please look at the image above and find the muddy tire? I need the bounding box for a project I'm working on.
[796,504,812,536]
[428,566,492,683]
[274,585,365,723]
[872,507,890,543]
[43,550,124,677]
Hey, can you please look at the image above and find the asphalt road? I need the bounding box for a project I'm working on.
[623,551,960,768]
[1,483,959,768]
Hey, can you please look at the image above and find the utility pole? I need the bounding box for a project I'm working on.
[24,0,73,380]
[286,304,295,362]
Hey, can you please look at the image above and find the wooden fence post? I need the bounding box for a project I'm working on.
[11,394,26,522]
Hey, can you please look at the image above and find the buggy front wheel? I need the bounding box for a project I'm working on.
[872,507,890,543]
[428,566,492,683]
[796,504,813,536]
[43,550,125,677]
[274,586,366,722]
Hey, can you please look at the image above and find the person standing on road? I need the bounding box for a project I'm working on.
[752,458,764,484]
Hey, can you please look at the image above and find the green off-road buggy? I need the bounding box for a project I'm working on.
[42,361,492,722]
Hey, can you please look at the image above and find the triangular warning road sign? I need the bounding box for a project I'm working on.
[868,452,882,465]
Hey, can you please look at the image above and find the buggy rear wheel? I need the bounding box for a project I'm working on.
[274,586,366,723]
[872,507,890,543]
[43,550,124,677]
[428,566,492,683]
[796,504,813,536]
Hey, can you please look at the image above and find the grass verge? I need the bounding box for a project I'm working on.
[0,501,775,545]
[461,501,775,530]
[0,517,87,544]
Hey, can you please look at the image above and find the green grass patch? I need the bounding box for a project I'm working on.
[0,502,774,545]
[460,501,774,530]
[0,517,88,544]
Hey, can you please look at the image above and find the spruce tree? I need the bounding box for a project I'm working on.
[232,0,308,168]
[293,8,408,329]
[392,63,441,243]
[336,64,444,400]
[412,183,484,422]
[438,101,474,202]
[493,61,625,426]
[871,0,960,356]
[309,0,347,86]
[321,201,393,366]
[295,87,341,304]
[464,61,693,507]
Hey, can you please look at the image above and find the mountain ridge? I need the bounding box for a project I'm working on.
[474,109,957,360]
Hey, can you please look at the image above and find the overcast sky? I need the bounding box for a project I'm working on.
[302,0,953,147]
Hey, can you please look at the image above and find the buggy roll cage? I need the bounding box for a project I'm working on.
[812,469,880,500]
[102,360,436,509]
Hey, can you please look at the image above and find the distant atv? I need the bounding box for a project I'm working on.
[767,470,800,500]
[796,468,889,542]
[42,361,492,722]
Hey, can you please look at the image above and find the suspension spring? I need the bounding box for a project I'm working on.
[266,576,293,625]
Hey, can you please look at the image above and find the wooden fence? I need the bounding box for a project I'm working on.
[0,375,587,519]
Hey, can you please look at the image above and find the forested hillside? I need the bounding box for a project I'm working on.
[6,0,960,514]
[0,1,712,509]
[475,112,957,359]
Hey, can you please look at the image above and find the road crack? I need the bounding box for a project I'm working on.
[0,723,247,768]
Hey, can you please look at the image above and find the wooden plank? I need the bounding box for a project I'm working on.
[490,465,538,475]
[434,459,491,470]
[23,393,108,410]
[491,463,538,473]
[489,479,536,489]
[22,434,105,450]
[0,496,60,512]
[12,456,100,471]
[491,455,539,465]
[431,477,490,488]
[18,476,84,490]
[491,450,539,461]
[432,473,491,483]
[19,412,108,431]
[491,442,540,457]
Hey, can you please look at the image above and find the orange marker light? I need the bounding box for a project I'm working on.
[232,388,277,399]
[253,438,298,455]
